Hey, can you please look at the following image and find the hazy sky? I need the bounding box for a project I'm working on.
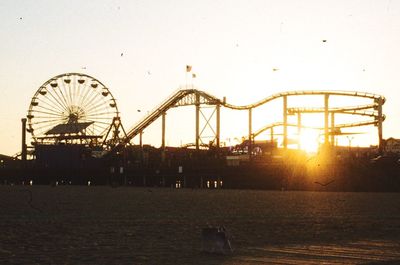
[1,0,400,155]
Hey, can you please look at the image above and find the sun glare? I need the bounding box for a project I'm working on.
[298,129,320,154]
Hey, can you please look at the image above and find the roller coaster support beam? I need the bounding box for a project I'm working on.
[330,112,335,146]
[21,118,27,162]
[324,94,329,146]
[195,93,200,150]
[297,113,301,150]
[216,103,220,148]
[377,97,383,154]
[270,127,274,143]
[161,112,166,150]
[248,108,252,157]
[139,131,144,165]
[283,96,288,149]
[161,112,167,163]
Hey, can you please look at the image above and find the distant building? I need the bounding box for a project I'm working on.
[384,137,400,155]
[334,145,378,159]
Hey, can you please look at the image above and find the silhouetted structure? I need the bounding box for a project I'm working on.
[2,73,398,191]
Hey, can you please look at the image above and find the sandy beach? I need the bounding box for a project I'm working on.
[1,186,399,264]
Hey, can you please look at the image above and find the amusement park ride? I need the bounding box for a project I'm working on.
[22,72,386,161]
[26,73,125,147]
[3,72,395,189]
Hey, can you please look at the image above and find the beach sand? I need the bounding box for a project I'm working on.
[1,186,399,264]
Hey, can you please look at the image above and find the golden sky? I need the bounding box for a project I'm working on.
[1,0,399,155]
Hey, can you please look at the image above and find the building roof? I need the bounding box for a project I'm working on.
[45,122,94,135]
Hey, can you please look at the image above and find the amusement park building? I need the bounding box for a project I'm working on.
[384,138,400,155]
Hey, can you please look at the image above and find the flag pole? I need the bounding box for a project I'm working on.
[191,73,196,89]
[185,70,188,89]
[185,65,192,89]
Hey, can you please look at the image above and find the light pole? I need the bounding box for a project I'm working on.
[346,136,354,152]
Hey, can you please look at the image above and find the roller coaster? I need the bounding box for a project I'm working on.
[118,87,385,153]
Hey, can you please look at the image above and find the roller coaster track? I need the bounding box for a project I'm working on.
[252,119,383,139]
[252,122,320,138]
[123,89,210,144]
[287,105,385,118]
[223,90,385,110]
[287,103,378,114]
[121,88,385,146]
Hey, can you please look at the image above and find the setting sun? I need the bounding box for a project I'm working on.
[298,129,320,153]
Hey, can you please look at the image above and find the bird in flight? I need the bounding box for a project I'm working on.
[314,179,335,186]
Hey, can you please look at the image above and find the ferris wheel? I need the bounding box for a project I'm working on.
[27,73,119,144]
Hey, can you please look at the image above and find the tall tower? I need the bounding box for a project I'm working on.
[21,118,27,161]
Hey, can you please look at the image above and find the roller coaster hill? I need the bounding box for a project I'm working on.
[2,73,400,191]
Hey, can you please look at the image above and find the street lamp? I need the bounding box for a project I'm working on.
[346,136,354,152]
